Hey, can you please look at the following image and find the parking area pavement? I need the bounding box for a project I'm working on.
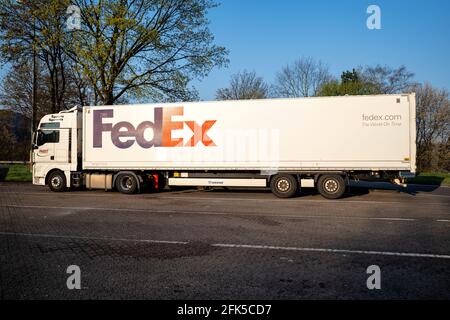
[0,182,449,299]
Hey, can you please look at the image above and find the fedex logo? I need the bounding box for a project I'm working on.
[93,107,216,149]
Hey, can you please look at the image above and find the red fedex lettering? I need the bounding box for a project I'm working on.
[162,107,184,147]
[184,120,216,147]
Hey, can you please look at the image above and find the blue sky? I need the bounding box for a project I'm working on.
[0,0,448,103]
[193,0,450,100]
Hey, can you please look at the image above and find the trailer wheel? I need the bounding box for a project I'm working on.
[115,173,138,194]
[48,170,67,192]
[317,175,346,199]
[270,174,298,198]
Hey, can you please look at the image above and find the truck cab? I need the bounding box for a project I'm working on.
[32,106,82,191]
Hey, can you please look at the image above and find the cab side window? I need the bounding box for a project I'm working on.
[37,130,60,146]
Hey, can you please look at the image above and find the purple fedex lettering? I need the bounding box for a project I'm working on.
[93,108,163,149]
[111,121,135,149]
[93,110,113,147]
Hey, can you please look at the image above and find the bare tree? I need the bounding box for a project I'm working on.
[64,62,95,107]
[0,60,52,120]
[0,59,88,118]
[0,109,30,161]
[413,83,450,171]
[273,57,333,98]
[216,70,269,100]
[0,111,17,161]
[359,65,416,94]
[0,0,73,114]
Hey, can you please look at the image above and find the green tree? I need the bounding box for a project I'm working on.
[341,69,359,84]
[66,0,228,105]
[318,69,380,96]
[318,66,415,97]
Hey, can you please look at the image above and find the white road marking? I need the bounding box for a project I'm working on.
[437,220,450,222]
[0,231,188,245]
[211,243,450,260]
[4,204,417,222]
[1,231,450,260]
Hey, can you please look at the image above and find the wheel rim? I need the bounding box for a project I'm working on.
[277,178,290,192]
[120,176,133,190]
[324,179,339,193]
[51,176,61,188]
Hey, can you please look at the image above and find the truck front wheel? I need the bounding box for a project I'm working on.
[115,173,138,194]
[317,175,346,199]
[48,171,67,192]
[270,174,298,198]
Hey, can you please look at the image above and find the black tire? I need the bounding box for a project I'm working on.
[48,171,67,192]
[317,175,346,199]
[115,173,138,194]
[270,174,298,198]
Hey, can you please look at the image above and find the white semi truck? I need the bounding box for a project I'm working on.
[32,94,416,199]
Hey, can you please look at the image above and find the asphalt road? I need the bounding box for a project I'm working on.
[0,182,449,299]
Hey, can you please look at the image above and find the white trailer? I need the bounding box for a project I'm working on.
[32,94,416,199]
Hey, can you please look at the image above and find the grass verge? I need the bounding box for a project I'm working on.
[407,172,450,186]
[2,164,32,182]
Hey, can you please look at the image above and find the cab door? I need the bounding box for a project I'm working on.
[34,129,60,163]
[34,127,71,164]
[53,128,70,163]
